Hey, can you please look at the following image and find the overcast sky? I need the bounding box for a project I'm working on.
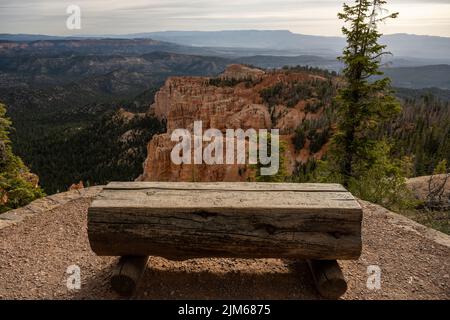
[1,0,449,37]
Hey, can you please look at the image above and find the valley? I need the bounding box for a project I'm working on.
[0,38,449,194]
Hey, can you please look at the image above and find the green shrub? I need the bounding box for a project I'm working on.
[292,128,306,151]
[260,81,316,109]
[0,103,44,213]
[306,141,418,211]
[293,118,332,153]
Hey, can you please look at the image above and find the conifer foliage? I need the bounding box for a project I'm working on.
[331,0,401,186]
[0,103,44,213]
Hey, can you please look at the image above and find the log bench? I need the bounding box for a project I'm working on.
[87,182,363,299]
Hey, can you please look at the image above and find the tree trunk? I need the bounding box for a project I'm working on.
[111,256,148,296]
[307,260,348,299]
[88,182,363,261]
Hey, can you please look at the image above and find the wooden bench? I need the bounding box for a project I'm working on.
[88,182,363,299]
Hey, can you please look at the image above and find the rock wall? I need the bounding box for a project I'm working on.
[0,186,102,230]
[139,65,331,182]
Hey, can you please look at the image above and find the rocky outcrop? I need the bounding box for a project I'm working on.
[219,64,265,80]
[69,181,84,191]
[140,65,333,182]
[151,76,270,132]
[407,175,450,202]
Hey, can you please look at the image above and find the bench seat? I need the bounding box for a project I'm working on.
[88,182,363,261]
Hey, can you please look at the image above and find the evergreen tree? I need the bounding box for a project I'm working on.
[332,0,401,187]
[0,103,44,213]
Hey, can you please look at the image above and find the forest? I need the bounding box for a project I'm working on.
[290,89,450,177]
[16,109,165,193]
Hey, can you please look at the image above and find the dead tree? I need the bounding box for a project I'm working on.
[426,173,450,211]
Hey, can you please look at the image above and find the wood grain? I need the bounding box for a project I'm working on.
[88,182,363,260]
[111,256,148,296]
[308,260,348,299]
[105,182,348,192]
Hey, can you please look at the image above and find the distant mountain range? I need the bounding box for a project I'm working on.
[1,38,450,90]
[144,31,450,59]
[1,33,449,193]
[2,30,450,64]
[0,38,217,57]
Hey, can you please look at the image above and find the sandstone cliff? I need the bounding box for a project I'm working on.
[139,65,337,182]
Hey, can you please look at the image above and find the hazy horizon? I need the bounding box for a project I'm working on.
[1,0,449,37]
[3,29,450,40]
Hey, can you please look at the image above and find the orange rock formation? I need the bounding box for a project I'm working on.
[139,65,332,182]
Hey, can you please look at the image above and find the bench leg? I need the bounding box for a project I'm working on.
[111,256,149,296]
[307,260,348,299]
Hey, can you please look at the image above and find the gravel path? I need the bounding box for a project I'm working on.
[0,193,449,300]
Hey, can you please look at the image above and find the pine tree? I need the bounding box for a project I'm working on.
[332,0,401,187]
[0,103,44,213]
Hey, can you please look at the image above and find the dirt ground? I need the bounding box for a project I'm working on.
[0,195,449,300]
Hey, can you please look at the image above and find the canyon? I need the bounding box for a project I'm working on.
[138,64,336,182]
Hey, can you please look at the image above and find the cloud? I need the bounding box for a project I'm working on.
[0,0,449,37]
